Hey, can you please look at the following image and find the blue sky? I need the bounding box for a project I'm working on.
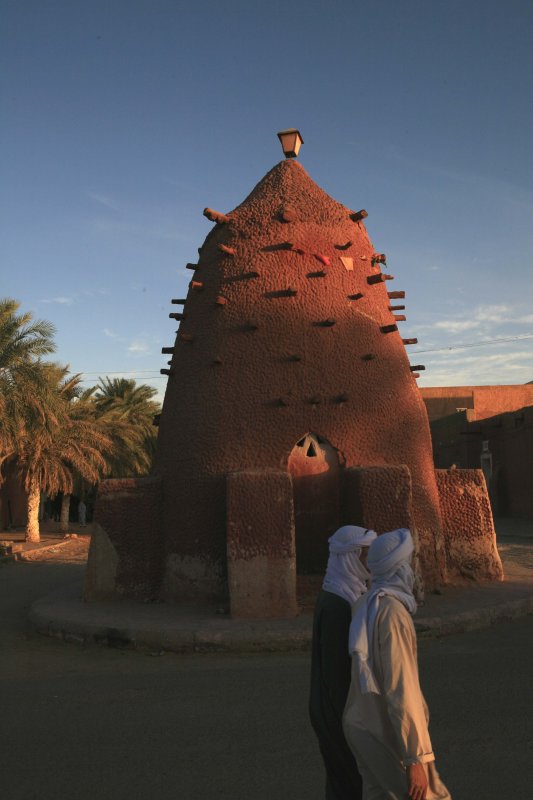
[2,0,532,399]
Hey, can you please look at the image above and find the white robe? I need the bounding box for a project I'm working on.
[343,596,451,800]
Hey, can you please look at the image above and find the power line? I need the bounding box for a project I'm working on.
[412,332,533,355]
[76,370,164,376]
[69,332,533,378]
[77,375,165,382]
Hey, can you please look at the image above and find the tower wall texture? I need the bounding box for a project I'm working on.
[154,159,445,600]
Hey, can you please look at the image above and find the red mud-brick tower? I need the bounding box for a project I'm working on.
[154,129,446,612]
[89,130,497,618]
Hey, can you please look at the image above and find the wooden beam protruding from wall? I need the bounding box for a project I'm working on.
[368,273,394,285]
[217,244,236,256]
[204,207,230,224]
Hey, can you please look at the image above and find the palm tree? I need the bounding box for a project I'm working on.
[0,299,57,473]
[92,377,160,477]
[15,364,113,542]
[50,369,88,532]
[52,376,161,531]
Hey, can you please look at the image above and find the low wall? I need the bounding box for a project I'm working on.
[85,476,163,601]
[436,468,503,582]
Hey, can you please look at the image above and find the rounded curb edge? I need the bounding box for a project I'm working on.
[28,594,533,654]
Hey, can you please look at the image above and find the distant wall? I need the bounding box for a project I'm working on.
[421,385,533,422]
[430,406,533,518]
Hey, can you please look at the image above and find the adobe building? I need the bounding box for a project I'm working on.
[420,384,533,519]
[0,459,27,530]
[86,131,502,616]
[420,384,533,423]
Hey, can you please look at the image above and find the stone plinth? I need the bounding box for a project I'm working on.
[436,468,503,582]
[85,476,163,601]
[226,469,297,618]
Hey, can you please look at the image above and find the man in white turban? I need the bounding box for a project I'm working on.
[343,528,451,800]
[309,525,377,800]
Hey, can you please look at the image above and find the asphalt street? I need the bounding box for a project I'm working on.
[1,559,532,799]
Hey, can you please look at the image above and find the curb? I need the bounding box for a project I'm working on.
[16,538,75,562]
[1,539,74,564]
[28,586,533,654]
[415,595,533,638]
[28,597,313,655]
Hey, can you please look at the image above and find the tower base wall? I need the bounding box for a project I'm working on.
[227,469,297,618]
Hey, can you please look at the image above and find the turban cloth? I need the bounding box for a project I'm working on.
[322,525,377,608]
[348,528,417,694]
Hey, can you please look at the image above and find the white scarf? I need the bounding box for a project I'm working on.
[348,528,417,694]
[322,525,377,608]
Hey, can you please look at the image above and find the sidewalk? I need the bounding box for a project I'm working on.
[0,526,88,562]
[27,519,533,653]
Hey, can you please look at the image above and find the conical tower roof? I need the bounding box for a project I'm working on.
[156,155,444,600]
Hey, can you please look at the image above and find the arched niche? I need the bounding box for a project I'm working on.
[287,433,342,574]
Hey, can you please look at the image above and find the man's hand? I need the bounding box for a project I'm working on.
[406,762,428,800]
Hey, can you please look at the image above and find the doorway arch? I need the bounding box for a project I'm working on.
[287,433,341,574]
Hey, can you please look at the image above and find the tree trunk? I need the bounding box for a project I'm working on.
[60,493,71,533]
[25,481,41,543]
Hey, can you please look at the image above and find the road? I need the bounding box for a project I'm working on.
[1,557,532,799]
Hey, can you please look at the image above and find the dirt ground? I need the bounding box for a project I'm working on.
[1,551,532,799]
[20,534,91,563]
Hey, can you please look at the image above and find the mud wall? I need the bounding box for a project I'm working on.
[421,385,533,423]
[226,469,297,618]
[85,477,163,601]
[436,468,503,582]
